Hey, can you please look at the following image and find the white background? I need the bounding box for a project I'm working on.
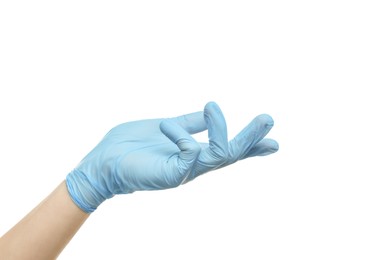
[0,0,389,259]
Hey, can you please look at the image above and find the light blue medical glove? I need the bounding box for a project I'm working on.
[66,102,278,213]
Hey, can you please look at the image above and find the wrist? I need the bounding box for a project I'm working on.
[66,169,107,213]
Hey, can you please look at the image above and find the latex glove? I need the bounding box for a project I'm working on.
[66,102,278,213]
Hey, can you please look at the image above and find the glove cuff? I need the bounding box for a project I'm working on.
[66,169,107,213]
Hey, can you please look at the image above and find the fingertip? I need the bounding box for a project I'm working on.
[159,119,177,142]
[205,101,219,108]
[264,138,279,153]
[254,114,274,128]
[159,118,170,133]
[203,101,226,126]
[243,138,279,158]
[204,101,222,115]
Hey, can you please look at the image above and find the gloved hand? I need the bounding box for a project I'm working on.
[66,102,278,213]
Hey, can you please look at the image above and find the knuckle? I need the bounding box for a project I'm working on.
[228,140,241,163]
[188,142,201,155]
[177,139,201,156]
[213,148,229,164]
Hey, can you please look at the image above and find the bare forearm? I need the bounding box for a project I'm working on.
[0,181,89,260]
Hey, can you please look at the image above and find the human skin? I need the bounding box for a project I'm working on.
[0,181,89,260]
